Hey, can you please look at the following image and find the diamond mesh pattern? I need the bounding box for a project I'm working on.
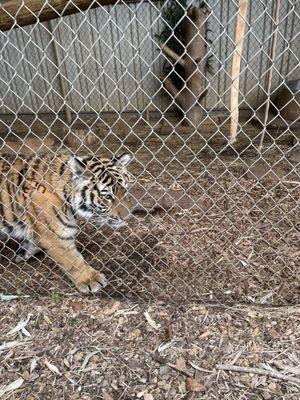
[0,0,299,305]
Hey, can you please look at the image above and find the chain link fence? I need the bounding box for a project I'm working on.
[0,0,299,305]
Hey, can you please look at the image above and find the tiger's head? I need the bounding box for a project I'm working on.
[68,153,133,228]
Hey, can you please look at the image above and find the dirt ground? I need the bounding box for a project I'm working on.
[0,297,300,399]
[0,112,299,305]
[0,112,300,399]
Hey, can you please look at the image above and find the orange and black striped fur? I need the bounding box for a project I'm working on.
[0,152,132,293]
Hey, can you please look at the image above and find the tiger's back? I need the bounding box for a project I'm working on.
[0,152,73,240]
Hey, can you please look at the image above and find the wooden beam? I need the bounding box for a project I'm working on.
[229,0,249,144]
[0,0,140,32]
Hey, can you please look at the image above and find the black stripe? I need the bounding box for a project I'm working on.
[76,157,87,169]
[80,187,87,203]
[59,161,66,177]
[54,208,78,230]
[91,162,104,172]
[90,190,95,205]
[30,156,42,180]
[17,167,25,187]
[63,183,71,204]
[81,185,92,204]
[78,204,90,213]
[102,175,112,185]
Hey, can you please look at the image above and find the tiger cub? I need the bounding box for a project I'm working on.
[0,151,132,293]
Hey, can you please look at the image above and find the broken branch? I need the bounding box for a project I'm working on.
[151,353,194,378]
[216,364,300,385]
[0,0,143,31]
[161,76,181,101]
[159,43,185,67]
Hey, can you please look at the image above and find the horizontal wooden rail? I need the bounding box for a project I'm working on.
[0,0,144,31]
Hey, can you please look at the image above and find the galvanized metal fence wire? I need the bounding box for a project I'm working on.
[0,0,299,305]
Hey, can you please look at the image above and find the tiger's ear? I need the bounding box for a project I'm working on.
[68,156,92,178]
[115,153,132,167]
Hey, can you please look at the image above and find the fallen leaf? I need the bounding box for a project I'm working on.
[7,314,32,336]
[115,304,138,317]
[262,392,272,400]
[44,359,62,376]
[158,339,177,352]
[268,382,277,391]
[72,300,85,312]
[0,294,23,301]
[144,311,160,330]
[163,325,173,342]
[199,330,211,339]
[252,327,260,336]
[30,358,38,374]
[176,356,187,370]
[80,351,101,371]
[247,311,257,318]
[129,329,141,339]
[0,377,24,397]
[43,315,52,324]
[192,305,207,314]
[21,327,31,337]
[103,300,120,315]
[178,381,186,394]
[22,370,30,381]
[186,377,205,392]
[144,394,154,400]
[102,389,114,400]
[0,341,20,351]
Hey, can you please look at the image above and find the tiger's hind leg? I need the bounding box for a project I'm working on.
[14,240,41,263]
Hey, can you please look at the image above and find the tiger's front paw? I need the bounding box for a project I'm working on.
[74,268,107,294]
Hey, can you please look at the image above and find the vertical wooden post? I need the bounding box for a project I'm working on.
[229,0,249,144]
[258,0,281,151]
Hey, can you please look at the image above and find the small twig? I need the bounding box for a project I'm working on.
[159,42,185,67]
[160,76,181,100]
[282,180,300,185]
[216,364,300,385]
[188,361,213,373]
[272,361,300,376]
[151,353,194,377]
